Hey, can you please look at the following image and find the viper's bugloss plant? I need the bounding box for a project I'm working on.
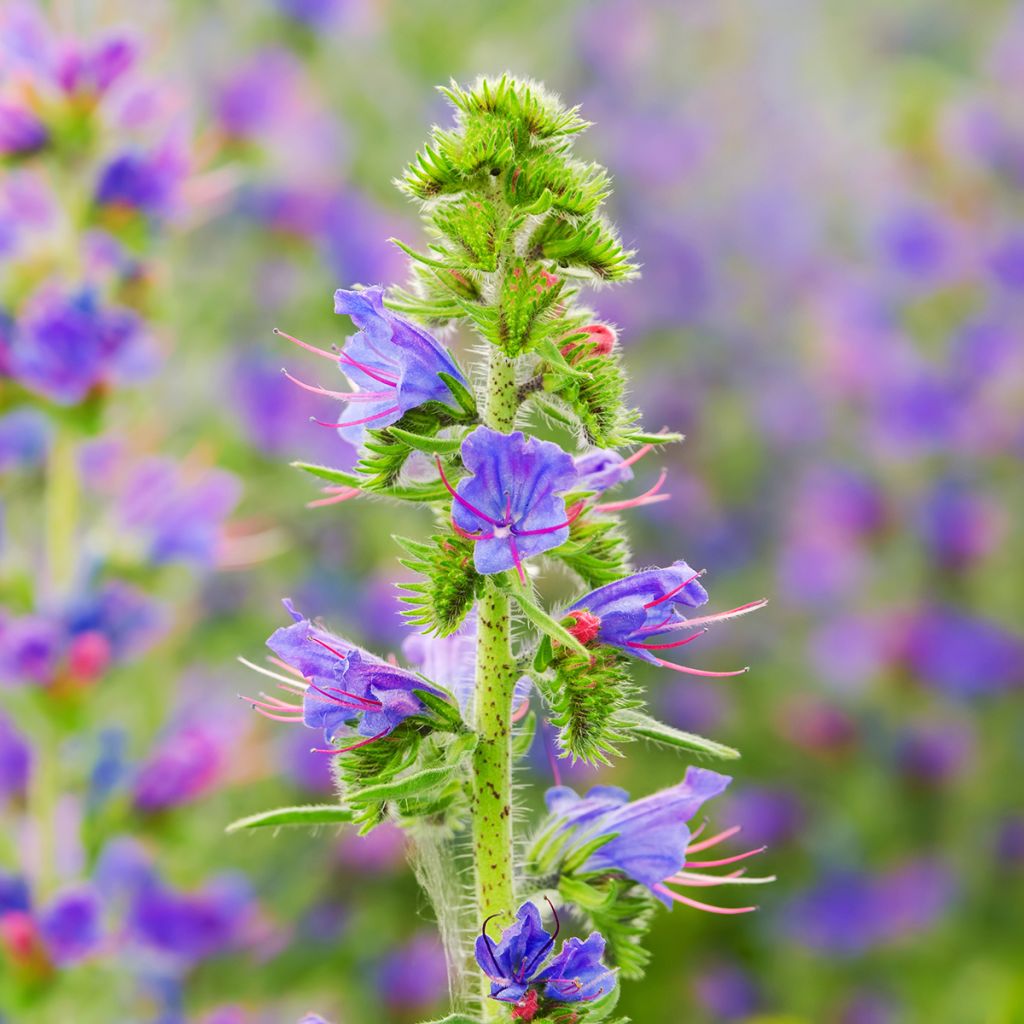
[238,76,768,1023]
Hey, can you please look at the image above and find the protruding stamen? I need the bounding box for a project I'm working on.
[621,443,654,468]
[510,501,585,538]
[307,487,361,509]
[594,468,670,513]
[653,884,757,915]
[306,679,381,710]
[650,657,750,679]
[237,655,307,688]
[686,846,766,870]
[517,897,559,983]
[312,405,400,428]
[281,369,387,401]
[311,728,389,755]
[636,598,768,635]
[643,569,707,609]
[274,328,338,361]
[337,351,399,388]
[686,824,741,854]
[435,457,501,526]
[307,635,348,661]
[627,627,708,652]
[509,535,526,585]
[479,914,505,979]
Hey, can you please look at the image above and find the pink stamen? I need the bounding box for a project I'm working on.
[274,328,338,361]
[686,825,741,854]
[307,487,362,509]
[687,821,708,844]
[686,846,766,870]
[511,697,531,722]
[435,457,501,526]
[643,569,706,609]
[308,635,348,661]
[451,519,492,541]
[337,351,399,389]
[653,884,757,915]
[268,656,305,678]
[253,708,306,723]
[637,598,769,635]
[594,468,670,513]
[668,869,746,887]
[509,535,526,584]
[627,628,708,652]
[307,679,381,710]
[511,501,585,537]
[650,657,750,678]
[311,729,389,756]
[281,369,389,402]
[312,405,400,429]
[621,443,654,468]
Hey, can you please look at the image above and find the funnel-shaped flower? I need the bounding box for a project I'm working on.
[474,899,615,1009]
[566,561,765,678]
[441,427,578,580]
[279,286,467,446]
[537,768,773,914]
[244,601,444,753]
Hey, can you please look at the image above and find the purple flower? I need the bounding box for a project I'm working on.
[474,900,616,1007]
[376,931,448,1011]
[116,457,240,567]
[279,286,467,447]
[0,713,31,800]
[988,232,1024,291]
[6,286,145,404]
[57,34,136,96]
[540,768,769,913]
[781,860,954,954]
[248,600,445,753]
[0,614,62,685]
[0,408,50,472]
[132,719,227,812]
[566,562,764,678]
[693,960,761,1020]
[893,606,1024,699]
[0,873,30,915]
[441,427,578,579]
[0,103,48,157]
[573,449,634,493]
[274,0,342,27]
[94,145,186,222]
[916,477,1002,568]
[64,580,164,664]
[37,886,103,965]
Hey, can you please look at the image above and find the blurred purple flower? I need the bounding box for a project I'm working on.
[916,477,1003,568]
[0,614,62,685]
[376,931,448,1011]
[132,719,228,813]
[5,285,146,404]
[95,145,187,222]
[447,427,578,579]
[38,886,103,965]
[895,719,975,787]
[0,104,48,157]
[988,232,1024,291]
[0,408,50,472]
[692,960,761,1021]
[0,713,31,800]
[781,860,954,954]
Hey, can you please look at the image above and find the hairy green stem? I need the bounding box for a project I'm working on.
[472,350,519,1017]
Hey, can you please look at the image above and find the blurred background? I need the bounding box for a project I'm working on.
[1,1,1023,1021]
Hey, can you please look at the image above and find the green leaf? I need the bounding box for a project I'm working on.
[533,634,554,671]
[509,588,589,659]
[622,429,685,446]
[352,764,454,804]
[616,709,740,761]
[413,687,466,732]
[225,805,352,833]
[291,462,363,487]
[387,427,463,455]
[437,371,478,417]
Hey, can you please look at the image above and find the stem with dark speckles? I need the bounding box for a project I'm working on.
[472,348,519,1019]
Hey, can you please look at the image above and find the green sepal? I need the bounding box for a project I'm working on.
[291,462,363,487]
[533,634,554,671]
[225,805,352,833]
[353,764,455,805]
[508,587,590,659]
[621,429,685,446]
[413,687,466,733]
[437,371,479,417]
[396,528,484,636]
[615,709,740,762]
[386,426,463,455]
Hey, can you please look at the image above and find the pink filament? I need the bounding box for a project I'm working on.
[653,884,757,915]
[621,443,654,468]
[686,846,766,870]
[686,824,741,854]
[637,598,769,635]
[312,728,389,756]
[274,328,339,361]
[268,656,305,679]
[307,487,362,509]
[312,405,400,428]
[627,627,708,652]
[337,351,399,389]
[643,569,706,609]
[650,657,749,679]
[509,535,526,584]
[512,501,585,537]
[594,468,670,513]
[281,369,385,401]
[669,869,746,887]
[308,635,348,661]
[435,457,501,526]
